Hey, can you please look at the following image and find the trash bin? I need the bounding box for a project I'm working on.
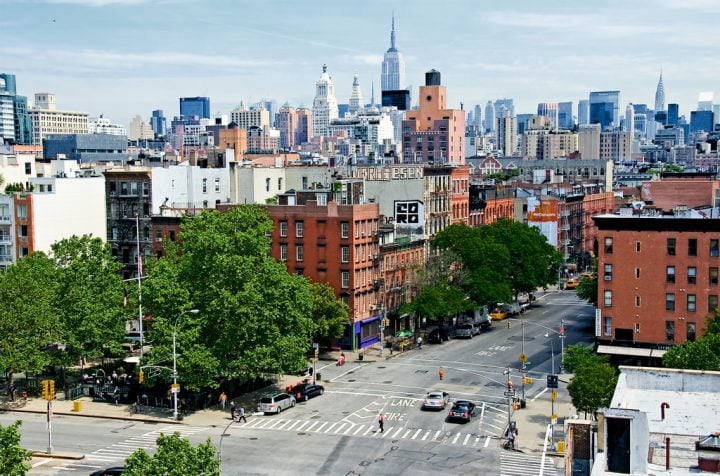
[316,373,321,382]
[556,440,565,453]
[520,399,526,409]
[73,401,82,412]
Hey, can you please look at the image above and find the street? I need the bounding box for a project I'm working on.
[3,289,594,475]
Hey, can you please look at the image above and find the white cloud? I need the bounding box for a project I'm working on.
[338,54,384,66]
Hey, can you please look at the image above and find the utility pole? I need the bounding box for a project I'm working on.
[559,318,566,373]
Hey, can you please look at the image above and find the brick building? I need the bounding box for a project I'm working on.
[594,214,720,364]
[641,172,720,212]
[450,165,470,224]
[266,180,381,350]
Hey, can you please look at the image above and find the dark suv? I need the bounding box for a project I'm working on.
[291,383,325,401]
[428,328,450,344]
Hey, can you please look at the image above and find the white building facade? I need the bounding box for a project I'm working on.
[312,65,339,137]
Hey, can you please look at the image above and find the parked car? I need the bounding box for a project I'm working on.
[427,327,451,344]
[455,323,475,338]
[422,391,450,410]
[291,383,324,401]
[490,308,508,321]
[259,393,296,414]
[447,400,476,423]
[90,468,126,476]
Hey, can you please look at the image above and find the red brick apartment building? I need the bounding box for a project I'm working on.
[266,181,381,350]
[378,234,425,332]
[594,214,720,364]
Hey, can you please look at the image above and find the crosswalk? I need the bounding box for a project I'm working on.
[55,425,207,472]
[238,416,495,448]
[500,450,561,476]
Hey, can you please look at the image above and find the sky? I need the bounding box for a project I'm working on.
[3,0,720,128]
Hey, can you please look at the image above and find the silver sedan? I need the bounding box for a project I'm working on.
[422,391,450,410]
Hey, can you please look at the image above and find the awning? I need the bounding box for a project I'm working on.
[123,356,140,364]
[596,345,653,357]
[650,349,667,358]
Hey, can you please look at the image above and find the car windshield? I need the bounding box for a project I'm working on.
[260,397,272,404]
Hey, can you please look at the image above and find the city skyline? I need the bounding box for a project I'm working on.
[3,0,720,126]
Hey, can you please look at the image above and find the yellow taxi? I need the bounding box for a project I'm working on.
[564,278,580,290]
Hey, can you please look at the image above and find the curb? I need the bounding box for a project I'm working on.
[31,451,85,460]
[7,408,183,425]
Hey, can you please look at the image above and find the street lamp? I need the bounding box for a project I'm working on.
[544,332,556,451]
[172,309,199,420]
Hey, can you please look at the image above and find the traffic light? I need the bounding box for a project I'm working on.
[138,370,144,384]
[48,380,55,400]
[41,380,49,400]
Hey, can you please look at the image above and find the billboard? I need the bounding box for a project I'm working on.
[394,200,424,239]
[527,197,558,247]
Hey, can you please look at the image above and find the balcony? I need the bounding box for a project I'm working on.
[0,234,12,243]
[0,215,10,224]
[0,254,12,262]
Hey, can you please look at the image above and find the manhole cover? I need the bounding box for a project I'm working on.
[311,415,321,419]
[378,366,386,369]
[297,432,306,435]
[415,369,428,374]
[485,381,504,388]
[384,381,392,384]
[249,437,258,440]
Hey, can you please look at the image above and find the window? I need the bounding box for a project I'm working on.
[636,242,641,252]
[712,239,720,257]
[142,182,149,196]
[143,227,150,240]
[687,294,696,312]
[711,295,719,313]
[635,296,641,307]
[635,323,640,333]
[355,245,360,262]
[215,178,220,192]
[666,266,676,283]
[156,230,162,242]
[202,179,207,193]
[316,193,327,206]
[130,181,138,196]
[604,264,613,281]
[688,238,698,256]
[603,316,612,336]
[295,245,303,261]
[24,162,31,174]
[120,181,128,195]
[666,293,675,311]
[169,230,176,241]
[687,322,697,342]
[635,268,641,279]
[341,271,349,288]
[16,204,27,220]
[265,178,270,192]
[341,222,349,238]
[279,221,288,237]
[604,290,612,307]
[295,221,304,238]
[109,182,117,194]
[688,267,697,285]
[341,246,349,263]
[355,222,360,239]
[280,244,288,261]
[604,237,613,254]
[296,268,304,276]
[667,238,676,256]
[666,320,675,341]
[712,268,719,286]
[277,178,282,191]
[19,224,27,238]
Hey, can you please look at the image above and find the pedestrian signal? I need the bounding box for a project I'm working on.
[138,370,144,383]
[41,380,49,400]
[48,380,55,400]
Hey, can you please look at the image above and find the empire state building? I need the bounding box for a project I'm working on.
[381,15,406,91]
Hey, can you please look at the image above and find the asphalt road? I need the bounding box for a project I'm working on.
[4,289,593,476]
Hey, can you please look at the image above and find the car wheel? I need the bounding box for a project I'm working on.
[304,395,309,402]
[319,389,324,395]
[277,406,282,414]
[291,400,295,408]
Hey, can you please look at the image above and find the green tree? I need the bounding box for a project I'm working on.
[143,205,315,390]
[50,235,126,365]
[125,433,219,476]
[563,344,607,373]
[0,253,61,385]
[309,282,350,346]
[705,308,720,336]
[663,333,720,371]
[0,421,31,475]
[478,219,562,298]
[567,357,617,418]
[433,223,512,307]
[575,276,598,306]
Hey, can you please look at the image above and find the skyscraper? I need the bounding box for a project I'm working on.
[484,101,495,133]
[0,74,16,143]
[474,104,482,129]
[698,92,714,112]
[625,103,635,138]
[312,65,338,137]
[381,14,406,92]
[537,102,559,129]
[348,74,364,115]
[496,109,517,157]
[296,107,312,146]
[558,102,574,130]
[494,98,514,119]
[654,72,665,113]
[589,91,620,131]
[578,99,589,125]
[180,97,210,119]
[667,103,679,126]
[150,109,167,137]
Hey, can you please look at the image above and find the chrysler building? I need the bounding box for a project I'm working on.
[381,15,406,91]
[312,64,339,137]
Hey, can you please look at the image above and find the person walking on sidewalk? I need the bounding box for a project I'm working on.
[219,391,227,410]
[417,336,422,350]
[238,406,247,423]
[378,413,385,433]
[230,401,237,421]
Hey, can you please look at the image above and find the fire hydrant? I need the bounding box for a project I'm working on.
[439,367,445,380]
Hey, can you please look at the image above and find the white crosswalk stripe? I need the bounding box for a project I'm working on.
[59,425,207,472]
[500,451,561,476]
[236,417,494,448]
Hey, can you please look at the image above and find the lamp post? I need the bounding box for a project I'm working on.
[172,309,199,420]
[545,333,556,450]
[559,318,566,374]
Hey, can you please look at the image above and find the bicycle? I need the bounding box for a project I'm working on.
[129,402,145,415]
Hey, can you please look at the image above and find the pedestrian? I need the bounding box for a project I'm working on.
[8,382,15,402]
[230,401,237,421]
[238,405,247,423]
[417,336,422,350]
[113,386,120,406]
[219,391,227,410]
[378,413,385,433]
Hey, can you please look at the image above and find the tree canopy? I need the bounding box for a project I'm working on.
[125,433,219,476]
[143,205,324,390]
[663,333,720,371]
[0,421,31,475]
[308,282,350,346]
[566,345,617,418]
[575,275,598,306]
